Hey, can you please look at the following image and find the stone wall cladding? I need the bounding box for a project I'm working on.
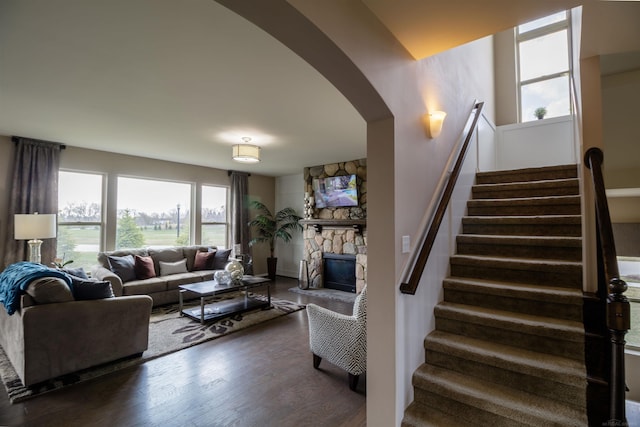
[302,159,367,292]
[304,159,366,220]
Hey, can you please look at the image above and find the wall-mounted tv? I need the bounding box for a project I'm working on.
[313,174,358,208]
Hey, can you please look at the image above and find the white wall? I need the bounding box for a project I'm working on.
[274,173,304,278]
[495,115,575,170]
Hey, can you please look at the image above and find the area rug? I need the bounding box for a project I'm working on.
[0,293,304,404]
[288,287,357,304]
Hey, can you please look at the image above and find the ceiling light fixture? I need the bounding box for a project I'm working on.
[232,137,261,163]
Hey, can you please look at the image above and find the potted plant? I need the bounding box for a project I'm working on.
[248,200,302,280]
[534,107,547,120]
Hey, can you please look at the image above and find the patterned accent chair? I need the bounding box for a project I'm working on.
[306,285,367,391]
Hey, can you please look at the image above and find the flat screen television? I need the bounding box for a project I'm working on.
[313,174,358,208]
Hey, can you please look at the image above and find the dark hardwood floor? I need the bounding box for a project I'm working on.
[0,277,366,427]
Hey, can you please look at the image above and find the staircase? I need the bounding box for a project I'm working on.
[402,164,589,426]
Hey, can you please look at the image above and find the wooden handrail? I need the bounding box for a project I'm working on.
[400,101,484,295]
[585,147,630,424]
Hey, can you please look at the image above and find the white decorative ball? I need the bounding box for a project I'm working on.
[214,269,231,285]
[225,259,244,282]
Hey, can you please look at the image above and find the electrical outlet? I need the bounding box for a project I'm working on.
[402,235,410,253]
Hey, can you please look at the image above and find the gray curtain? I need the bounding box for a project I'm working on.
[229,171,251,258]
[3,138,62,267]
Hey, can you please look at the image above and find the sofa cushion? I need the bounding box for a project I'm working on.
[26,277,74,304]
[122,278,168,296]
[183,245,216,271]
[134,255,156,280]
[62,267,89,279]
[164,273,203,290]
[159,259,188,276]
[70,277,115,300]
[108,254,137,283]
[193,251,216,271]
[211,249,232,269]
[98,248,149,269]
[149,247,184,276]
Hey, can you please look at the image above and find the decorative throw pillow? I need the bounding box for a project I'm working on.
[70,277,115,300]
[26,277,75,304]
[62,267,89,279]
[193,251,216,271]
[135,255,156,279]
[159,258,188,276]
[108,254,136,283]
[211,249,232,269]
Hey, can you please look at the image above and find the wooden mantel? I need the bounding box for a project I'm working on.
[299,219,366,234]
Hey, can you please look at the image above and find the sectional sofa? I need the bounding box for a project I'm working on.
[92,245,231,306]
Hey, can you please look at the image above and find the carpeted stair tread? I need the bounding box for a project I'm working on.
[456,234,582,248]
[443,277,583,305]
[425,330,586,386]
[456,234,582,261]
[402,401,484,427]
[412,364,588,426]
[462,214,582,225]
[434,301,584,342]
[450,253,582,271]
[472,178,579,199]
[467,195,581,216]
[476,164,578,185]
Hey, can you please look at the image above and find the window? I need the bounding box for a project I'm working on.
[116,177,192,249]
[201,185,228,248]
[57,171,103,270]
[517,11,572,122]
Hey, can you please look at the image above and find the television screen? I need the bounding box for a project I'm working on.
[313,174,358,208]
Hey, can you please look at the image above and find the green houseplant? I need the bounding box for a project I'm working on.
[534,107,547,120]
[248,200,302,280]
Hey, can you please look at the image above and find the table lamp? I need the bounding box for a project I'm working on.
[14,213,57,264]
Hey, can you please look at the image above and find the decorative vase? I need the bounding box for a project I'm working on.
[214,269,231,285]
[298,260,309,289]
[225,259,244,282]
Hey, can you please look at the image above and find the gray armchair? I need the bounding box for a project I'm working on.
[306,286,367,391]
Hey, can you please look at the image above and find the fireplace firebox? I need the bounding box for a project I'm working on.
[323,253,356,293]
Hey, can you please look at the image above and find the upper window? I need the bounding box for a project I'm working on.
[517,11,572,122]
[57,171,103,270]
[201,185,228,248]
[116,177,192,249]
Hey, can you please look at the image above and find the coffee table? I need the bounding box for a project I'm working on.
[178,275,271,324]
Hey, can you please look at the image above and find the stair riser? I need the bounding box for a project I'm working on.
[472,185,579,199]
[412,388,531,427]
[424,349,586,409]
[462,222,582,237]
[476,167,578,185]
[443,288,583,322]
[456,241,582,261]
[467,204,581,216]
[435,317,584,360]
[450,263,582,289]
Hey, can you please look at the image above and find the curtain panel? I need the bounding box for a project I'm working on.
[3,138,62,267]
[229,171,251,259]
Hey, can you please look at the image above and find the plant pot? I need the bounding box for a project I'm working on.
[267,257,278,280]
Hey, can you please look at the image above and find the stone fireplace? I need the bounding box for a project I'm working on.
[300,159,366,293]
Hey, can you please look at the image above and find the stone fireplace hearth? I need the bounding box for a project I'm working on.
[300,220,366,292]
[301,159,367,293]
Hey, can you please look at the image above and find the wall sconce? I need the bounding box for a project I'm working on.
[232,137,261,163]
[428,111,447,138]
[14,212,57,263]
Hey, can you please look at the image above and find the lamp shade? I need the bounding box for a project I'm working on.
[14,213,57,240]
[232,144,260,163]
[428,111,447,138]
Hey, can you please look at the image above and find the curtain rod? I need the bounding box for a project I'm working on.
[228,170,251,177]
[12,136,66,149]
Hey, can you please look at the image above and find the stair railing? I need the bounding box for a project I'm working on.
[584,147,630,424]
[400,101,484,295]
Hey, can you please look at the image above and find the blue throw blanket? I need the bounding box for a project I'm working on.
[0,262,73,315]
